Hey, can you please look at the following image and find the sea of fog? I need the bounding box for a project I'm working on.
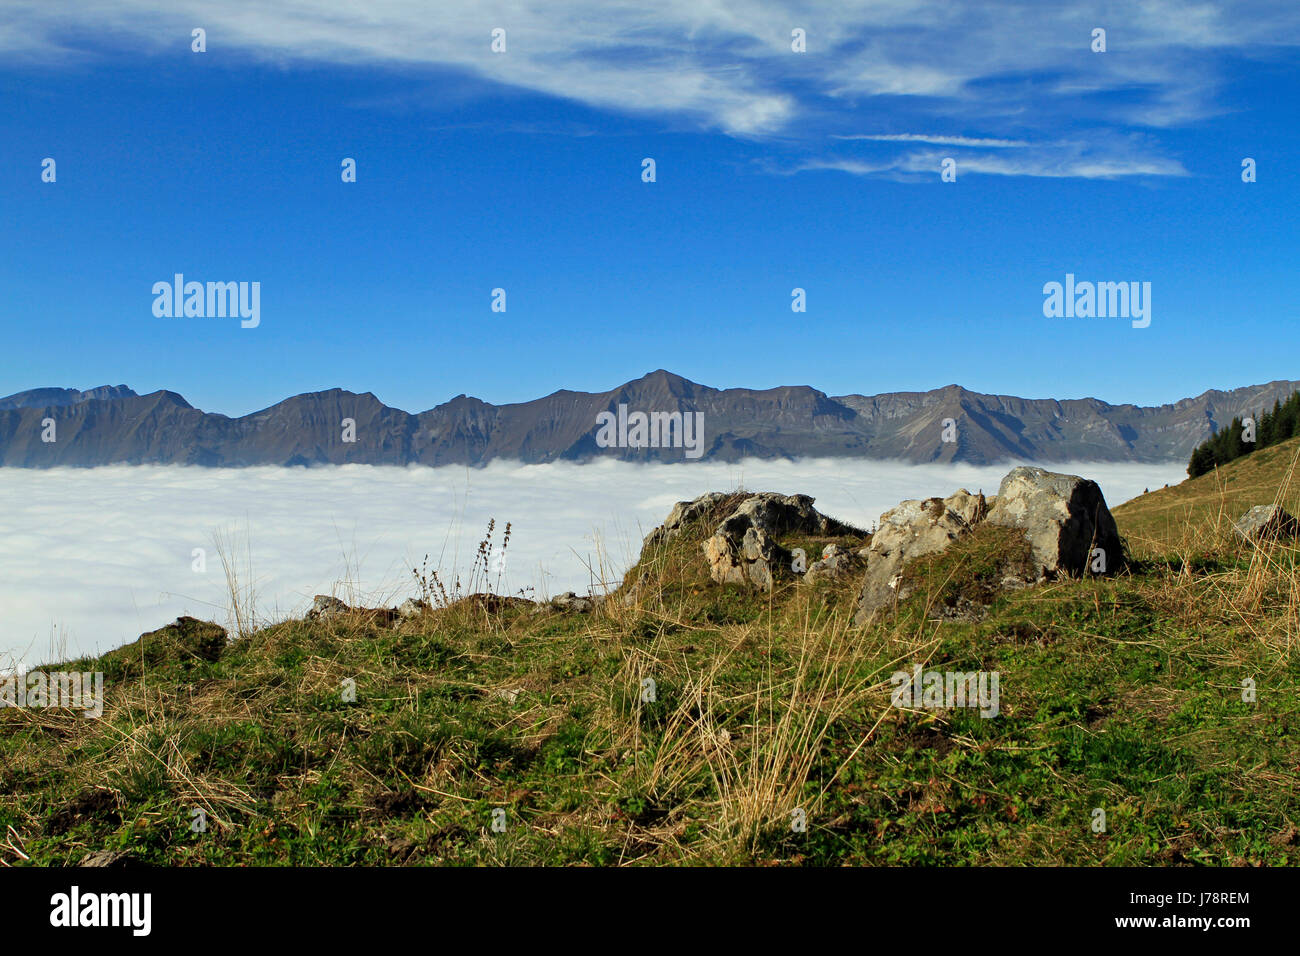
[1,458,1188,665]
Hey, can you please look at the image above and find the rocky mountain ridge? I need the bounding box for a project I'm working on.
[1,370,1295,467]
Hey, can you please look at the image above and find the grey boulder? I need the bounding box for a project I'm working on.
[985,467,1122,577]
[550,591,601,613]
[397,597,431,619]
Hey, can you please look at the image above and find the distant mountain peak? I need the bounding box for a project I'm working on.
[2,372,1297,468]
[0,384,139,411]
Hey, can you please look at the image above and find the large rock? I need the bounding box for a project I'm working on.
[854,489,986,624]
[1233,504,1300,543]
[853,467,1123,625]
[636,491,863,592]
[702,493,862,590]
[984,467,1122,577]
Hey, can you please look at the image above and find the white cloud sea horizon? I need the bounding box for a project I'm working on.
[1,458,1188,666]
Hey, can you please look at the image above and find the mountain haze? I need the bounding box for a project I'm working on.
[1,371,1296,468]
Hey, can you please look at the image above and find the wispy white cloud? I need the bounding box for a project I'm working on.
[0,458,1188,666]
[797,133,1191,180]
[1,1,1297,164]
[835,133,1033,148]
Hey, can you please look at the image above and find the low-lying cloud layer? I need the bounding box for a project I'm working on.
[0,458,1188,666]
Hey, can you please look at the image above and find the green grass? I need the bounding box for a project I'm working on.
[3,482,1300,867]
[1113,434,1300,557]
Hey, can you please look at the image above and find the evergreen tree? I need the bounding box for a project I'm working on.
[1258,404,1275,446]
[1186,390,1300,477]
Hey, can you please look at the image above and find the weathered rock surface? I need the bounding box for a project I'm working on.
[704,524,790,589]
[306,594,405,625]
[984,467,1122,577]
[700,492,862,591]
[1233,504,1300,543]
[854,467,1123,624]
[396,597,430,619]
[803,544,866,584]
[854,490,987,624]
[644,492,731,547]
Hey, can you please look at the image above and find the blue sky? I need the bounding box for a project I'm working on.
[1,1,1297,415]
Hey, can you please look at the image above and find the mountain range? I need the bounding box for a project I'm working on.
[1,371,1296,467]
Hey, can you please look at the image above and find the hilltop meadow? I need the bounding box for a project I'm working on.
[3,443,1300,867]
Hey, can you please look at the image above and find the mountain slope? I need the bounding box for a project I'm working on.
[1113,435,1300,553]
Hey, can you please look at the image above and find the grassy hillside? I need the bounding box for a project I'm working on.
[1114,436,1300,556]
[3,489,1300,867]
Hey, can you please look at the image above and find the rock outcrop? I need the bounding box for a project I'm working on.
[397,598,431,619]
[307,595,350,622]
[629,490,866,594]
[699,493,863,590]
[854,467,1122,624]
[305,594,403,625]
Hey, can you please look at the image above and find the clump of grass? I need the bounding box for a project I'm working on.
[412,519,518,607]
[898,523,1037,620]
[214,527,261,640]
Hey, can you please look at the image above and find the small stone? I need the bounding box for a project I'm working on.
[550,591,600,613]
[1234,504,1300,543]
[307,595,349,621]
[397,598,430,619]
[804,546,864,584]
